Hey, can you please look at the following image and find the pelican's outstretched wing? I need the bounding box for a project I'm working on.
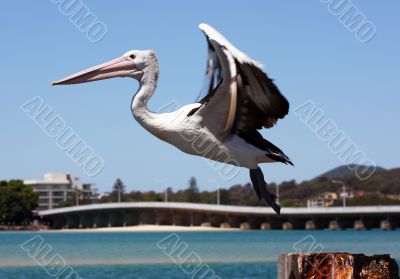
[191,23,289,142]
[188,26,238,139]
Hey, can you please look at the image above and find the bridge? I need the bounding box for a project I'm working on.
[38,202,400,230]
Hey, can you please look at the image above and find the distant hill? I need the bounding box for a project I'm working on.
[277,167,400,206]
[314,164,386,180]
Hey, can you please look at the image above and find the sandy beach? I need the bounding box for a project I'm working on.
[55,225,240,232]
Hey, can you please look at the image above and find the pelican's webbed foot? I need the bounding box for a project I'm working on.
[250,167,281,215]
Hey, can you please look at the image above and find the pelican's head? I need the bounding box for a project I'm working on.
[52,50,157,85]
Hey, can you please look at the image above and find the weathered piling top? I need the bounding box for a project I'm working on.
[278,252,399,279]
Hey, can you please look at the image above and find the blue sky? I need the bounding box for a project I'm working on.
[1,1,399,193]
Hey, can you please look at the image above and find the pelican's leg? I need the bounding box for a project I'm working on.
[250,167,281,215]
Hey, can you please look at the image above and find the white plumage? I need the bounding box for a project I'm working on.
[53,23,292,214]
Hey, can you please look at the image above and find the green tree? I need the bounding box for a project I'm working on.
[333,193,399,206]
[280,199,301,207]
[112,178,126,202]
[142,191,162,201]
[125,190,143,202]
[0,180,38,224]
[185,177,199,202]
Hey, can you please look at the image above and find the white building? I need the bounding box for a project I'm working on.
[307,192,338,208]
[24,173,97,210]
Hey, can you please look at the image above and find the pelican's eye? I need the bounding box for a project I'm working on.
[129,54,136,59]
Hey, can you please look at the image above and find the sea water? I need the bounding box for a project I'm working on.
[0,230,399,278]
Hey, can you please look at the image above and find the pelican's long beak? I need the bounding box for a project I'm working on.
[52,56,136,85]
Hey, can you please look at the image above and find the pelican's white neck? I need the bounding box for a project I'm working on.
[131,78,157,112]
[131,57,162,136]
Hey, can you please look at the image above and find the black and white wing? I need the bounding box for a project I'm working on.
[188,26,238,138]
[191,23,290,162]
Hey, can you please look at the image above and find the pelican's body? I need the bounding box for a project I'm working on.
[53,23,292,214]
[138,103,269,169]
[131,105,269,178]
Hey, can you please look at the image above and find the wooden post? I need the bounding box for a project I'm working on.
[260,222,271,230]
[240,222,251,230]
[278,253,399,279]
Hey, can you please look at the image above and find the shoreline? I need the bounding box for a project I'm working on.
[44,225,240,232]
[59,225,240,232]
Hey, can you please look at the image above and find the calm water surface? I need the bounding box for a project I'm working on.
[0,230,399,278]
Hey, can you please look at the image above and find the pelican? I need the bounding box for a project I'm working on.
[53,23,292,214]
